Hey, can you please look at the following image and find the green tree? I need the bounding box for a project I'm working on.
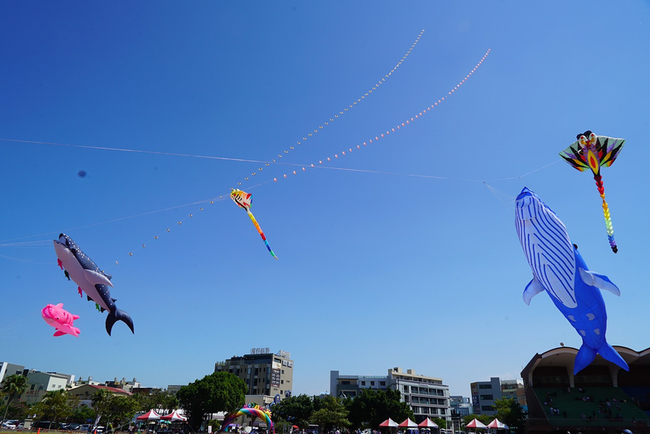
[493,397,526,434]
[271,394,315,428]
[177,372,246,431]
[31,390,78,428]
[71,404,97,424]
[92,389,113,424]
[310,395,350,432]
[1,374,27,424]
[91,389,139,431]
[105,395,139,432]
[132,389,177,414]
[345,389,414,430]
[0,399,28,421]
[432,418,446,429]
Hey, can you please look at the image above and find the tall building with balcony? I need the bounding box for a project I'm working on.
[389,368,450,423]
[215,348,293,401]
[330,367,450,425]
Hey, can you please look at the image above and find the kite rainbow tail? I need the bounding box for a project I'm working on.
[247,210,278,260]
[594,175,617,254]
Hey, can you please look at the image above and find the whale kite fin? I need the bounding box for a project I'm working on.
[84,269,114,287]
[53,330,66,337]
[579,268,620,296]
[105,308,134,336]
[523,277,545,305]
[574,344,597,374]
[598,341,629,371]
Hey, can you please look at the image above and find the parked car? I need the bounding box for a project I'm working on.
[79,424,91,431]
[2,422,17,430]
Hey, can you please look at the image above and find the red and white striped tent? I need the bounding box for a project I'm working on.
[418,419,439,429]
[465,419,487,430]
[487,419,508,430]
[161,410,187,422]
[398,419,418,428]
[379,419,398,428]
[137,410,161,421]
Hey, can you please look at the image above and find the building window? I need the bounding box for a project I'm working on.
[380,381,386,386]
[480,394,493,400]
[361,381,366,386]
[371,381,375,386]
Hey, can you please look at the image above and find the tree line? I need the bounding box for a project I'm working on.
[3,372,526,434]
[1,374,179,430]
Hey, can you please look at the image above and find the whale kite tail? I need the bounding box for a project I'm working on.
[574,341,629,375]
[105,308,134,336]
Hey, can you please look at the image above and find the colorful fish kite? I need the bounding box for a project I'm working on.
[42,303,81,337]
[559,131,625,253]
[230,189,278,259]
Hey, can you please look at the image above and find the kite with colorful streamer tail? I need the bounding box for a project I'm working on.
[559,130,625,253]
[230,189,278,259]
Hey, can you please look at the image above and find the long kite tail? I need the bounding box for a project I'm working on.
[594,174,617,253]
[246,210,278,259]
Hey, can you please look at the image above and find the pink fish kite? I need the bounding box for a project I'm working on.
[41,303,81,337]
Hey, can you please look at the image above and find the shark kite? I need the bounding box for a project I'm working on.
[53,233,134,336]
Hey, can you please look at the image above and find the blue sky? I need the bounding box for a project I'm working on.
[2,2,650,398]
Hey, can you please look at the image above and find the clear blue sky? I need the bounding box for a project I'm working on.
[2,2,650,398]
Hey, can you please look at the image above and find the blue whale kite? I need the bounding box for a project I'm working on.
[515,187,628,374]
[54,233,134,336]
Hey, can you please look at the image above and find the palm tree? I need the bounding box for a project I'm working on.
[1,374,28,423]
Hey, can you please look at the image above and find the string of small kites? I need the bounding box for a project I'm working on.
[117,46,491,262]
[234,29,426,189]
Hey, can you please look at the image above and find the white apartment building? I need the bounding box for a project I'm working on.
[330,367,451,425]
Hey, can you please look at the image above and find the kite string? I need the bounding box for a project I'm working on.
[0,138,274,165]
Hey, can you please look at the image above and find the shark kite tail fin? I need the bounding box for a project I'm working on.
[105,308,134,336]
